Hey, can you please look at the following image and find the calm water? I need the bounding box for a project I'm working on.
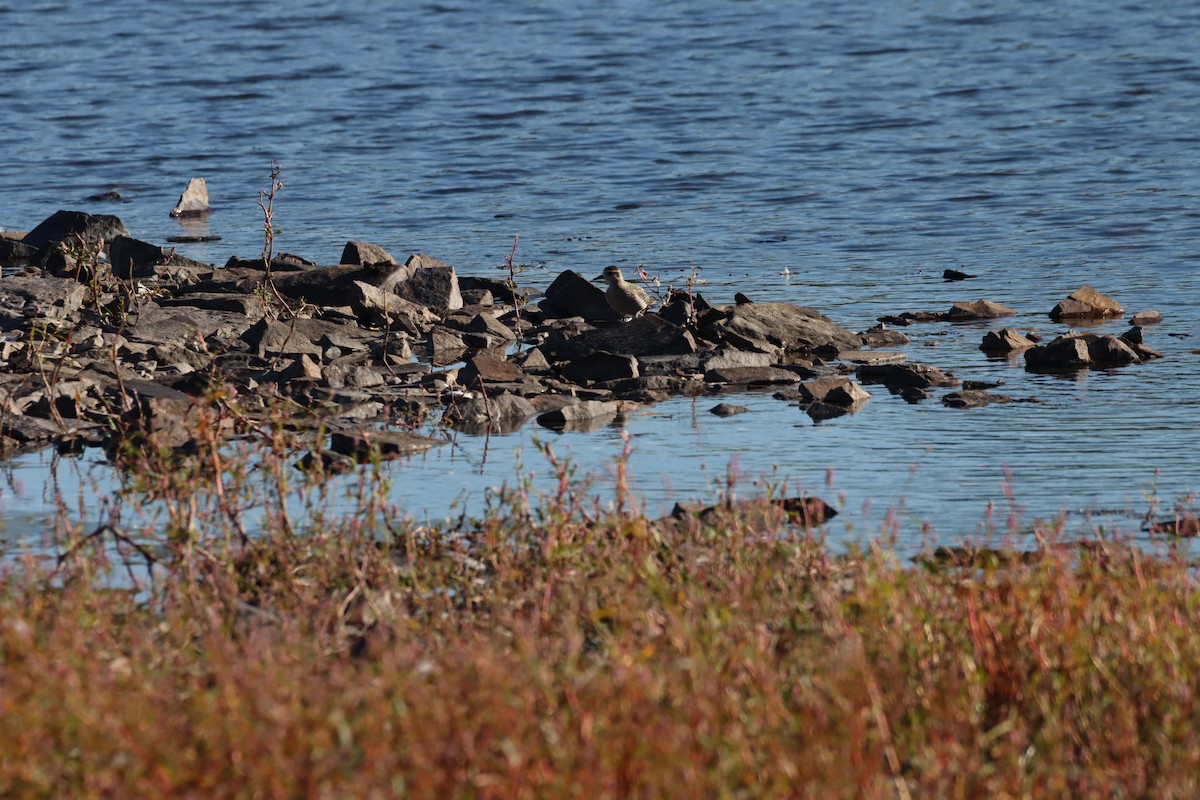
[3,0,1200,550]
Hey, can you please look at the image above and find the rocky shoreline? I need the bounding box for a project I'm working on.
[0,209,1164,472]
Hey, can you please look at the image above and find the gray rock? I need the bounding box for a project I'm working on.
[0,236,36,267]
[856,362,959,389]
[108,235,212,280]
[457,355,526,390]
[328,427,442,461]
[0,275,89,330]
[704,365,798,386]
[836,350,907,366]
[442,393,536,434]
[858,325,910,347]
[981,328,1036,353]
[22,210,129,255]
[947,299,1016,321]
[560,352,639,384]
[537,400,620,430]
[942,389,1017,409]
[702,349,775,371]
[709,402,749,417]
[395,254,462,310]
[1088,335,1141,366]
[169,178,210,217]
[705,302,861,355]
[1023,334,1092,371]
[542,314,695,361]
[539,270,619,322]
[340,240,396,266]
[796,376,871,407]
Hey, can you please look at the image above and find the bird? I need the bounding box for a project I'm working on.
[593,265,652,319]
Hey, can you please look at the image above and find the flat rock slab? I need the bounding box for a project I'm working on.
[941,389,1017,409]
[704,365,798,386]
[706,302,861,354]
[328,428,442,462]
[837,349,907,366]
[856,362,959,389]
[543,313,695,361]
[537,400,620,430]
[947,299,1016,320]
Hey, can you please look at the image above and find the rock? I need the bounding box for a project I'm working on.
[428,328,468,366]
[709,402,750,417]
[340,240,396,266]
[346,281,438,334]
[241,317,373,360]
[796,376,871,407]
[0,237,36,267]
[272,261,410,307]
[442,393,536,434]
[1023,334,1093,371]
[1049,285,1124,320]
[702,349,775,371]
[537,400,620,430]
[942,390,1016,409]
[0,275,89,330]
[856,362,959,390]
[159,293,265,317]
[394,254,462,310]
[943,268,975,281]
[704,365,798,386]
[461,311,517,342]
[539,270,620,322]
[981,327,1036,353]
[1131,309,1163,326]
[947,299,1016,321]
[328,427,441,462]
[542,314,695,361]
[22,210,129,257]
[457,356,526,390]
[169,178,210,217]
[670,496,837,529]
[1087,335,1141,366]
[560,352,639,384]
[108,235,211,279]
[836,350,907,366]
[224,253,316,273]
[858,325,910,347]
[705,302,861,355]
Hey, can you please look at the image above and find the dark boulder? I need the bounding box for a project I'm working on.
[539,270,620,322]
[339,240,396,266]
[856,362,959,390]
[22,210,129,255]
[560,352,639,384]
[393,253,462,311]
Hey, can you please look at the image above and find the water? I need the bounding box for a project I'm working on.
[3,0,1200,550]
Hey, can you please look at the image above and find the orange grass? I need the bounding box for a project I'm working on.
[2,425,1200,797]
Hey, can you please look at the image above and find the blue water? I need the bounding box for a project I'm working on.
[3,0,1200,550]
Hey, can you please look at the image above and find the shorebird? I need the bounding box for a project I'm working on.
[594,265,652,319]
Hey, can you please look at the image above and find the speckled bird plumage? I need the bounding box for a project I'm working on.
[594,266,651,319]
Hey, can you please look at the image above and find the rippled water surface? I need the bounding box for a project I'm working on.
[3,0,1200,549]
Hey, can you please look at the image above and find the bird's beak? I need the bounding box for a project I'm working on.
[592,273,605,282]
